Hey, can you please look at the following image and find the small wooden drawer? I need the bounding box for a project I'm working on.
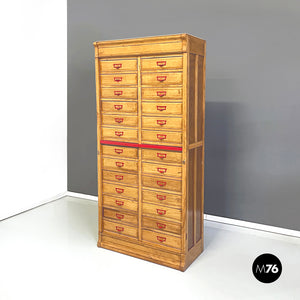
[103,170,138,186]
[142,102,182,115]
[103,195,138,212]
[142,116,182,130]
[142,189,182,208]
[103,182,138,199]
[102,127,138,142]
[142,88,182,100]
[142,202,181,222]
[100,59,137,73]
[103,218,137,237]
[142,229,181,249]
[101,101,137,113]
[101,145,138,159]
[142,130,182,145]
[102,157,138,172]
[102,114,138,127]
[141,72,182,86]
[142,149,182,164]
[101,87,137,99]
[141,56,182,71]
[100,73,137,86]
[142,175,181,193]
[104,208,137,225]
[142,162,182,178]
[142,216,181,235]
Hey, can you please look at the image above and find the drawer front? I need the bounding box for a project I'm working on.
[100,73,137,86]
[101,87,137,99]
[103,195,138,212]
[102,127,138,142]
[101,145,138,159]
[103,219,137,237]
[103,208,138,225]
[142,149,182,164]
[142,102,182,115]
[142,229,181,249]
[142,202,181,222]
[141,72,182,86]
[100,59,137,73]
[142,130,182,145]
[101,101,137,113]
[141,56,183,71]
[142,116,182,130]
[103,170,138,186]
[142,176,181,193]
[142,162,182,178]
[102,157,138,172]
[102,114,138,127]
[142,88,182,100]
[142,216,181,235]
[142,189,182,208]
[103,182,138,199]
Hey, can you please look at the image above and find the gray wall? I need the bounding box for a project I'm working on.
[68,0,300,231]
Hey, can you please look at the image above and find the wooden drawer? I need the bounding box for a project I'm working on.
[142,102,182,115]
[141,72,182,86]
[142,202,181,222]
[103,219,137,237]
[102,127,138,142]
[103,195,138,212]
[101,145,138,159]
[101,101,137,113]
[142,88,182,100]
[142,116,182,130]
[103,182,138,199]
[104,208,137,225]
[101,87,137,99]
[142,229,181,249]
[103,170,138,186]
[100,59,137,73]
[102,157,138,172]
[141,56,182,71]
[142,149,182,164]
[142,216,181,235]
[142,189,182,208]
[142,175,181,193]
[100,73,137,86]
[102,114,138,127]
[142,130,182,145]
[142,162,181,178]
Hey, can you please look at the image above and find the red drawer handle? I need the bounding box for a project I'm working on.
[115,117,124,123]
[157,209,166,215]
[115,131,124,137]
[157,153,167,159]
[115,199,124,206]
[156,61,166,67]
[114,104,123,110]
[157,91,166,97]
[157,167,167,174]
[157,134,166,140]
[115,187,124,193]
[156,105,166,111]
[114,90,123,96]
[157,120,167,126]
[116,213,124,220]
[114,148,123,154]
[157,75,167,82]
[157,236,166,242]
[116,226,124,232]
[157,194,166,200]
[113,63,122,69]
[157,181,166,187]
[114,76,122,82]
[115,175,123,180]
[115,162,124,167]
[157,222,166,229]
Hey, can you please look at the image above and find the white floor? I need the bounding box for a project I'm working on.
[0,196,299,300]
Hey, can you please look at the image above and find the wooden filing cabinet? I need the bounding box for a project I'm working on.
[94,34,206,271]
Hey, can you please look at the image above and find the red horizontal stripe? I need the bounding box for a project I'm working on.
[140,144,182,152]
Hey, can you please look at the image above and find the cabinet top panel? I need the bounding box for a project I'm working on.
[94,34,205,58]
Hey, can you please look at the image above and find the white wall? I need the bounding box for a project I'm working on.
[0,0,67,220]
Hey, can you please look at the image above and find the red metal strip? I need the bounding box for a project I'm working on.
[140,143,182,152]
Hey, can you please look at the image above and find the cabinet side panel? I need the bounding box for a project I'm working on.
[188,148,195,250]
[196,147,203,242]
[197,56,204,142]
[188,54,196,144]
